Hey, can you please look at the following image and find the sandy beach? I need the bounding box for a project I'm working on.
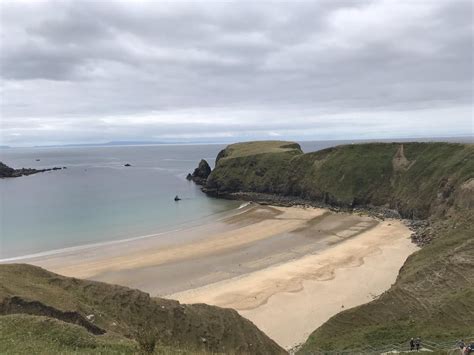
[21,203,417,349]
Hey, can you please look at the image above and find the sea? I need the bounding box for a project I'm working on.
[0,138,471,260]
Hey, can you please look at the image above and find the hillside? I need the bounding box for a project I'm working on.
[0,264,285,354]
[202,141,474,350]
[206,141,473,219]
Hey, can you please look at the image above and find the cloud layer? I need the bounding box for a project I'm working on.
[1,0,472,146]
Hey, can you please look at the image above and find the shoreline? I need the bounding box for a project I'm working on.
[11,203,418,348]
[200,191,431,246]
[168,215,416,349]
[0,202,245,263]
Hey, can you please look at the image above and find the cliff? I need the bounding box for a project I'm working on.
[0,264,286,354]
[205,141,473,219]
[201,140,474,350]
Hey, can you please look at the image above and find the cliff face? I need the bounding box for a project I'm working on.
[206,141,474,219]
[204,140,474,350]
[205,140,303,195]
[0,264,286,354]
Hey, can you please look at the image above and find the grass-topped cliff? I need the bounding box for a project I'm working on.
[206,141,303,194]
[204,140,474,351]
[0,264,285,354]
[206,141,473,219]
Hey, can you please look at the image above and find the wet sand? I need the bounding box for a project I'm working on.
[20,204,416,349]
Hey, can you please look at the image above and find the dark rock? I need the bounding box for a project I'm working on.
[0,161,64,178]
[0,162,15,178]
[188,159,211,185]
[203,190,436,247]
[124,163,132,167]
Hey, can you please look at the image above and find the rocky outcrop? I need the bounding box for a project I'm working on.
[187,159,211,185]
[0,161,65,178]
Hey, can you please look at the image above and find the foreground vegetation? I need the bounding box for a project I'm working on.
[204,140,474,351]
[0,264,285,354]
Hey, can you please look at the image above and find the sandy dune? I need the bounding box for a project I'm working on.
[22,204,417,349]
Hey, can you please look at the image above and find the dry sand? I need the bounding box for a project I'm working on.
[23,204,417,349]
[170,218,416,349]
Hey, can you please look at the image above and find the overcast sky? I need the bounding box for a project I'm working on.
[0,0,472,146]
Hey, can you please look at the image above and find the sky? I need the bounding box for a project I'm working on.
[0,0,472,146]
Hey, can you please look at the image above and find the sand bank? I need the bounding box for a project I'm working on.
[23,204,416,349]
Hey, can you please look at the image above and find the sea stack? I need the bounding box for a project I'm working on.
[187,159,211,185]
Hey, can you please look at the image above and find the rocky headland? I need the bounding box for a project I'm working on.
[0,161,65,178]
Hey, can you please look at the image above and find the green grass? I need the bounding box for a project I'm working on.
[0,264,286,354]
[216,141,302,160]
[0,314,245,354]
[208,141,303,194]
[208,141,474,219]
[0,314,136,354]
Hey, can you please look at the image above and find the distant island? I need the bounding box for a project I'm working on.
[0,162,65,178]
[31,141,169,148]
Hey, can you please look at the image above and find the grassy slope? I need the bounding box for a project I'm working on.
[0,314,136,354]
[298,211,474,351]
[205,140,474,350]
[0,264,286,354]
[289,142,474,218]
[208,141,474,218]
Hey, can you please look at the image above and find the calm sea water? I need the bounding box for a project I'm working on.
[1,138,469,259]
[0,144,241,259]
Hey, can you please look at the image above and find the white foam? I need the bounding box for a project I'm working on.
[238,202,252,209]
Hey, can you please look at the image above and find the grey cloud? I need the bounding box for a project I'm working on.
[0,0,472,146]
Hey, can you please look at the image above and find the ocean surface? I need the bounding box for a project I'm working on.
[0,138,470,260]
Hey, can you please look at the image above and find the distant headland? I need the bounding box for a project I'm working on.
[0,162,65,178]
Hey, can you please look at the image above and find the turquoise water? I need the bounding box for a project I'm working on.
[0,144,240,259]
[2,138,464,260]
